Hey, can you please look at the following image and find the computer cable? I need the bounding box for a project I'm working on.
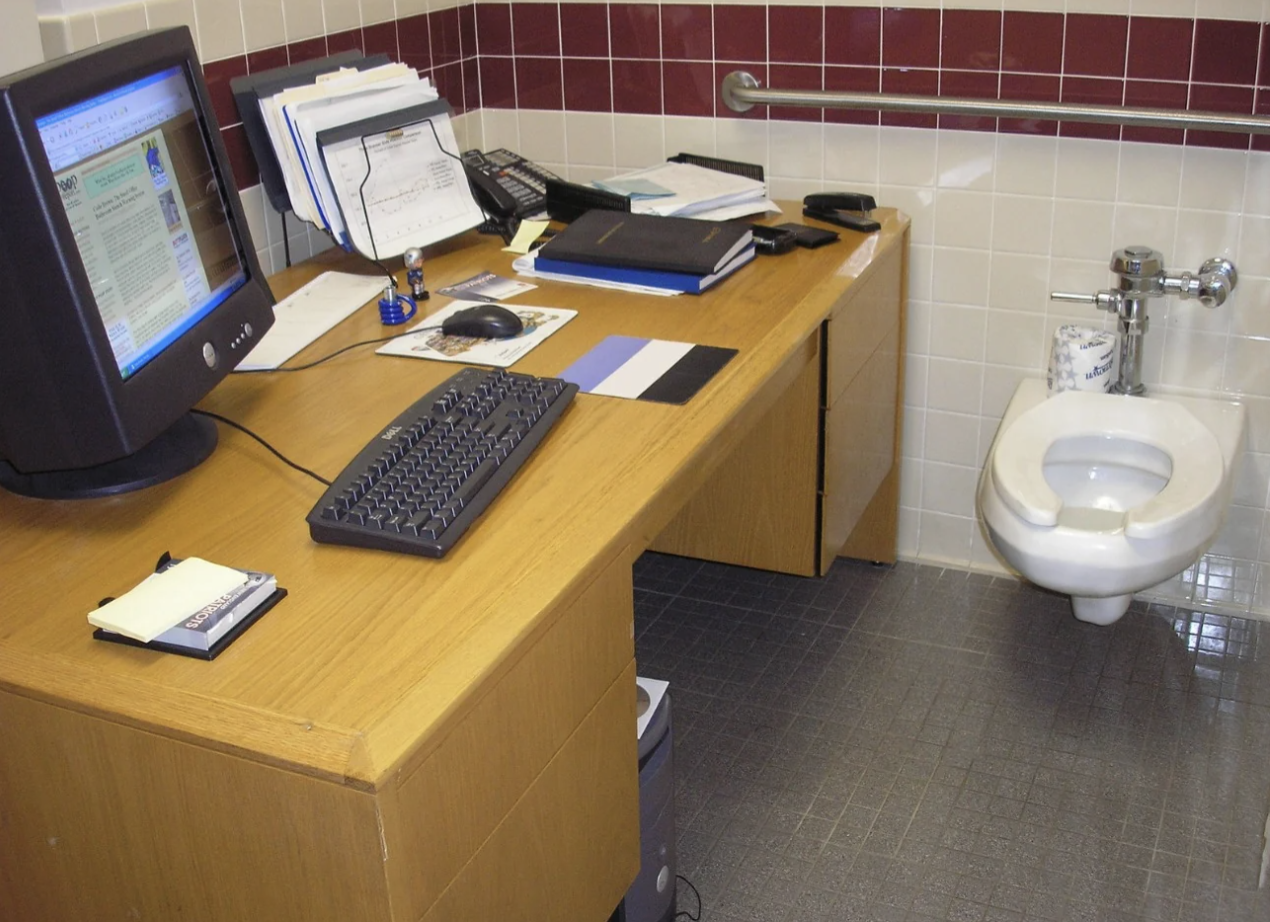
[233,330,420,374]
[191,409,331,487]
[675,874,702,921]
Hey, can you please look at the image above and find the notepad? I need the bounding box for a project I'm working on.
[88,558,249,643]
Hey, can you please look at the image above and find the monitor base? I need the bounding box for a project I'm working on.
[0,413,218,499]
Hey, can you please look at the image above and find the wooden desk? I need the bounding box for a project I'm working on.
[0,208,908,921]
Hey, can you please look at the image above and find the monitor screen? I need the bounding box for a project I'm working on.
[36,65,247,380]
[0,27,276,499]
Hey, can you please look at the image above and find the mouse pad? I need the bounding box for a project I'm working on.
[559,336,737,404]
[376,300,575,368]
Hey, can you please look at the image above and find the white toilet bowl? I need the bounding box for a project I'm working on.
[978,379,1246,625]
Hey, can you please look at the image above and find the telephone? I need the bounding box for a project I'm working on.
[461,149,561,219]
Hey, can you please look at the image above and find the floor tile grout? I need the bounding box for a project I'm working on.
[633,553,1270,922]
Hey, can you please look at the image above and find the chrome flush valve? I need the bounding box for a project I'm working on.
[1173,257,1238,307]
[1050,246,1238,397]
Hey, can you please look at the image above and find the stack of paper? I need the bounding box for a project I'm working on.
[593,162,777,221]
[249,62,483,259]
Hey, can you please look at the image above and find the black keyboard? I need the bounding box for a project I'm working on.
[307,367,578,557]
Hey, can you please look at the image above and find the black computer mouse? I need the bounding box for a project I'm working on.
[441,305,525,339]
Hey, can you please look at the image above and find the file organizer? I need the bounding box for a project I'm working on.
[230,52,390,215]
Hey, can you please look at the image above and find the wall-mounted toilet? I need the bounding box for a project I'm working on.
[978,378,1246,625]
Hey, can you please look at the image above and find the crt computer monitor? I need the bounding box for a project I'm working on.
[0,27,274,499]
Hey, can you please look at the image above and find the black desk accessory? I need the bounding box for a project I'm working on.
[461,148,561,219]
[750,224,798,255]
[307,367,578,558]
[667,152,765,182]
[545,179,630,223]
[802,192,882,233]
[774,223,840,249]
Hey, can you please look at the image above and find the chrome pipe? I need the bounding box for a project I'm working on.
[720,71,1270,135]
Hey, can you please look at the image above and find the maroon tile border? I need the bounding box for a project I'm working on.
[610,4,660,60]
[882,8,940,69]
[661,5,713,61]
[212,4,1270,155]
[561,3,608,58]
[941,9,1000,72]
[512,2,560,57]
[825,7,879,68]
[564,58,613,111]
[476,3,512,55]
[202,56,246,128]
[1127,17,1192,82]
[664,60,716,116]
[769,6,823,66]
[717,5,765,62]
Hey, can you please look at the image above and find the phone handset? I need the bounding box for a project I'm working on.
[460,149,560,219]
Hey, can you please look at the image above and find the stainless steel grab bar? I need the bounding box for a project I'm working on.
[721,71,1270,136]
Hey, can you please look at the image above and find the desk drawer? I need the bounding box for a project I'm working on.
[381,550,635,919]
[825,243,902,406]
[821,320,900,564]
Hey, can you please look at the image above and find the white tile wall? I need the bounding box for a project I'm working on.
[495,105,1270,621]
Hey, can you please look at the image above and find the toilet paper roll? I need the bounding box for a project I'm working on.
[1047,324,1116,396]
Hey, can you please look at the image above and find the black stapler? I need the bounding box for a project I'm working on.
[802,193,881,233]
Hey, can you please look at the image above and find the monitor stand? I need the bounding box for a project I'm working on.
[0,413,218,500]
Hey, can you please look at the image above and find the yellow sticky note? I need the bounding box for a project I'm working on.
[88,558,249,643]
[502,220,551,255]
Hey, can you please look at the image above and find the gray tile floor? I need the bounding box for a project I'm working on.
[632,553,1270,922]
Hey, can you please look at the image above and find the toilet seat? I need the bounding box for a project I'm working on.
[991,389,1224,540]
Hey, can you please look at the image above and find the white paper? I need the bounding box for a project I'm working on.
[321,112,483,260]
[239,271,385,370]
[88,558,248,643]
[600,162,766,217]
[687,198,783,222]
[376,300,575,368]
[259,64,414,223]
[512,252,682,297]
[289,79,438,241]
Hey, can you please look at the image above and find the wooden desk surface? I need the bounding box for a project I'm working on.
[0,207,908,790]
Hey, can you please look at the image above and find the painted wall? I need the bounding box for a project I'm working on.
[32,0,1270,618]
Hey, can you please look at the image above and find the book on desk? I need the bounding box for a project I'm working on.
[533,210,756,294]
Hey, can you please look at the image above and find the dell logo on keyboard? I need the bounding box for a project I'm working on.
[381,426,402,440]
